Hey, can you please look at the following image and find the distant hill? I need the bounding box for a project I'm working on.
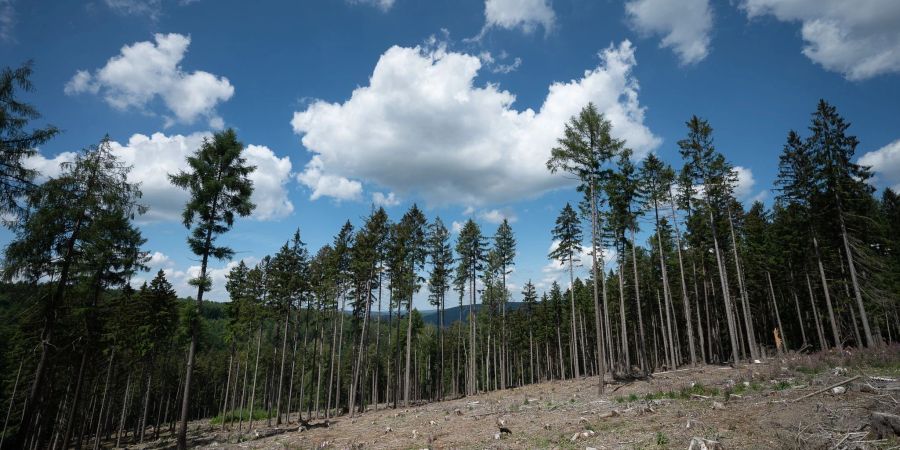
[372,302,525,327]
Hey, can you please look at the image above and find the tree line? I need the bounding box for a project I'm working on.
[1,62,898,449]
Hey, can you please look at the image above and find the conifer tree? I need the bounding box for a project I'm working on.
[493,219,515,389]
[547,103,617,393]
[549,203,582,378]
[169,129,255,449]
[3,137,144,448]
[0,62,59,219]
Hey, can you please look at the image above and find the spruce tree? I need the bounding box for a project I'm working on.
[0,61,59,219]
[549,203,582,378]
[169,128,255,449]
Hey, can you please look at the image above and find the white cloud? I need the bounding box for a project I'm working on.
[347,0,395,11]
[480,0,556,36]
[372,191,400,207]
[539,239,615,290]
[65,33,234,125]
[25,132,294,222]
[147,251,172,267]
[477,51,523,74]
[733,165,756,200]
[244,144,295,220]
[160,257,258,300]
[741,0,900,80]
[859,139,900,192]
[451,221,464,234]
[291,40,660,206]
[625,0,712,65]
[478,208,517,224]
[296,155,363,201]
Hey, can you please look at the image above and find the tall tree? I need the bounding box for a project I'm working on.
[549,203,583,379]
[493,219,515,390]
[169,129,255,449]
[547,102,617,393]
[455,219,486,396]
[678,116,741,364]
[808,100,875,347]
[3,137,144,448]
[427,217,453,399]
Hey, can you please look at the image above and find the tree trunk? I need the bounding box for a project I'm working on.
[668,189,697,365]
[836,194,873,347]
[806,272,827,350]
[568,256,580,378]
[249,324,262,430]
[590,179,608,395]
[766,271,787,353]
[812,234,841,350]
[728,209,758,360]
[276,301,291,424]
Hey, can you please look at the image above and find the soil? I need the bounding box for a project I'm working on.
[131,351,900,449]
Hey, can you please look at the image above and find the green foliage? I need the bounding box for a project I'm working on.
[0,61,60,219]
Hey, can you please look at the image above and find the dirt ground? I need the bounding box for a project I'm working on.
[140,347,900,449]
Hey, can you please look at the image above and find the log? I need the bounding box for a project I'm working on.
[791,376,860,402]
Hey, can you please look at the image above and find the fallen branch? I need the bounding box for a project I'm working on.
[792,376,860,403]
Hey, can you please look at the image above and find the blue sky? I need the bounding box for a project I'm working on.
[2,0,899,308]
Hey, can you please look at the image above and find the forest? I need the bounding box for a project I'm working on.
[1,60,898,449]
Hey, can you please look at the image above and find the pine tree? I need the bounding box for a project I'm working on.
[169,129,255,449]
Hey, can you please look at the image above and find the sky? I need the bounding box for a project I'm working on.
[2,0,899,308]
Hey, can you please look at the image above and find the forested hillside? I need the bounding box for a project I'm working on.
[1,60,898,450]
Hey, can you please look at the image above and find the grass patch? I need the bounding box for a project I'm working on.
[774,380,792,391]
[656,431,669,446]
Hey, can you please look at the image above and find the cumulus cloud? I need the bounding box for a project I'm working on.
[64,33,234,127]
[741,0,900,80]
[295,156,363,201]
[372,191,400,207]
[479,0,556,36]
[625,0,712,65]
[733,165,757,200]
[25,132,294,222]
[859,139,900,192]
[291,40,660,206]
[478,208,517,224]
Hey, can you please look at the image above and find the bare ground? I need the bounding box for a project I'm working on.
[133,347,900,449]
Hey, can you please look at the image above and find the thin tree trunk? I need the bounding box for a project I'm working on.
[587,139,607,393]
[668,190,697,365]
[813,234,841,350]
[767,272,787,353]
[249,324,262,430]
[836,195,873,346]
[728,209,758,360]
[806,272,827,350]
